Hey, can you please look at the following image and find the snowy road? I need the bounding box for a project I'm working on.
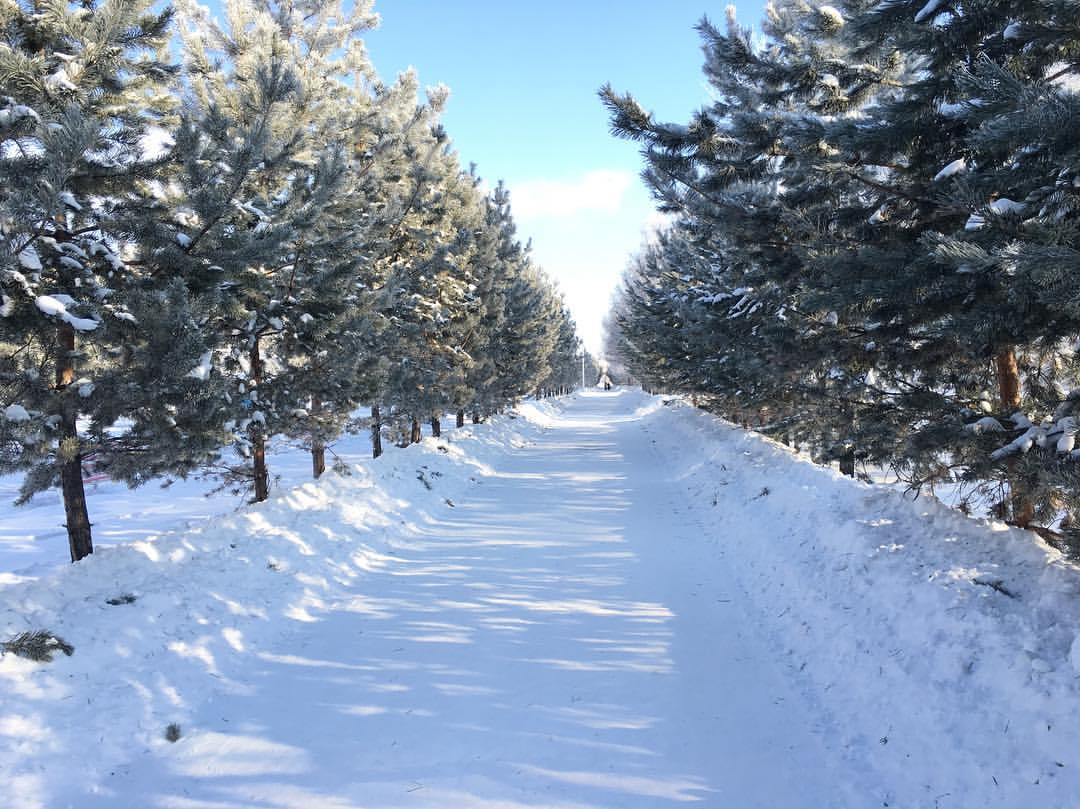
[82,391,848,808]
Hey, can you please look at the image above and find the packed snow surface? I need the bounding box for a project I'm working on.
[1,390,1078,808]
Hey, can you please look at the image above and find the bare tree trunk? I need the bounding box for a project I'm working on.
[371,404,383,459]
[995,347,1033,525]
[838,446,856,477]
[995,348,1022,411]
[252,432,269,502]
[431,416,441,438]
[250,338,269,502]
[311,396,325,478]
[410,417,422,444]
[473,411,481,424]
[57,324,92,562]
[456,409,465,428]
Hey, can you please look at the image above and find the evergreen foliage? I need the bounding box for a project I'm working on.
[603,1,1080,536]
[1,0,583,562]
[2,629,73,662]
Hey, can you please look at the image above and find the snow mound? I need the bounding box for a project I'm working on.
[0,405,553,804]
[649,396,1080,808]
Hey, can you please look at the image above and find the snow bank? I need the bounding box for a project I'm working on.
[647,395,1080,808]
[5,389,1077,807]
[515,393,571,427]
[0,405,554,807]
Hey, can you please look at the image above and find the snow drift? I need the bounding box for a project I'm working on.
[1,390,1078,808]
[649,395,1080,808]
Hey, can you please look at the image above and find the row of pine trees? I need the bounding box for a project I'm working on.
[0,0,585,563]
[603,2,1079,540]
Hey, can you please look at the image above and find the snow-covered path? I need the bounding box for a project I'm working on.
[83,391,846,808]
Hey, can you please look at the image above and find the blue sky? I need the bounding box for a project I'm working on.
[366,1,768,354]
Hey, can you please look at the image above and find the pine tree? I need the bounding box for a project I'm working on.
[169,0,376,501]
[601,2,898,456]
[813,0,1079,519]
[371,111,479,444]
[603,0,1080,529]
[461,182,523,418]
[0,0,194,561]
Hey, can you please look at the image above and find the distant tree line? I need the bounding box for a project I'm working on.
[602,1,1079,540]
[0,0,584,562]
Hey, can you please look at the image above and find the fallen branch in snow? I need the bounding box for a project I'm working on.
[973,578,1018,599]
[2,630,74,662]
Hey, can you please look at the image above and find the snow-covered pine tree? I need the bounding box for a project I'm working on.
[456,186,506,424]
[460,181,523,420]
[221,0,391,480]
[419,166,485,438]
[816,0,1079,521]
[339,72,453,457]
[0,0,206,561]
[538,302,585,396]
[170,0,371,501]
[606,222,722,404]
[898,2,1080,524]
[371,111,481,444]
[603,0,1080,527]
[494,258,561,403]
[601,2,897,458]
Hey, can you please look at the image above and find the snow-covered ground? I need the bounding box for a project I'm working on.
[0,420,375,580]
[1,389,1078,808]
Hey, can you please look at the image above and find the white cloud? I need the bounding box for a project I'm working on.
[642,210,675,245]
[508,170,634,220]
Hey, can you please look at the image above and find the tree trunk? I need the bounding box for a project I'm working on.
[410,417,422,444]
[371,404,383,459]
[995,347,1022,411]
[1011,493,1035,528]
[250,339,269,502]
[838,446,856,477]
[995,347,1032,524]
[473,411,481,424]
[311,396,325,479]
[456,409,465,428]
[431,416,441,438]
[252,430,269,502]
[56,324,92,562]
